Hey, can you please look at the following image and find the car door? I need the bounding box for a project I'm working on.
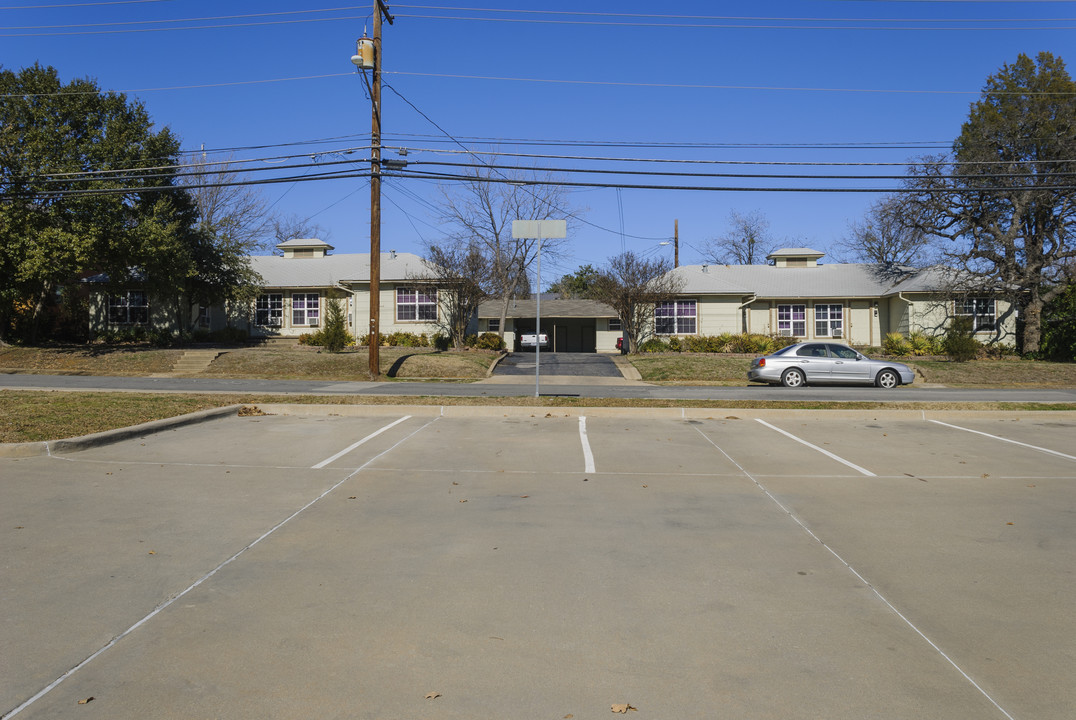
[793,343,836,382]
[827,344,872,383]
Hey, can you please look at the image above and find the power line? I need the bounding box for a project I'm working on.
[386,71,1076,96]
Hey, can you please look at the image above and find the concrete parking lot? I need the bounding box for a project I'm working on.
[2,406,1075,719]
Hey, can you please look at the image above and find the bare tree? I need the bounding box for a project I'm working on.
[588,251,684,353]
[417,240,490,349]
[270,213,329,250]
[181,154,275,254]
[437,163,574,336]
[702,210,774,265]
[836,195,933,268]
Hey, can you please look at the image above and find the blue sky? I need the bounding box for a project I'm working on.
[2,1,1071,284]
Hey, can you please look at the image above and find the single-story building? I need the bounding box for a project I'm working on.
[89,242,1016,350]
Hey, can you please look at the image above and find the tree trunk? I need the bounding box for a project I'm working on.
[1022,294,1043,355]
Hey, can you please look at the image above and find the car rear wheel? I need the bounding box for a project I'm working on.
[781,368,806,388]
[875,369,900,389]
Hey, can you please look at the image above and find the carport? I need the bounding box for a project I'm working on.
[478,298,620,353]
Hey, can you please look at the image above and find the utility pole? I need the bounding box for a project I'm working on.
[362,1,393,377]
[674,219,679,268]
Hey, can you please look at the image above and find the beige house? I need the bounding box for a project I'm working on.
[90,243,1015,350]
[479,248,1016,351]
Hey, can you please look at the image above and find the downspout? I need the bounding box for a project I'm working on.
[738,295,757,334]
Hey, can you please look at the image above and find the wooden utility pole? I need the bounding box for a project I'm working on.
[367,1,393,377]
[674,219,679,268]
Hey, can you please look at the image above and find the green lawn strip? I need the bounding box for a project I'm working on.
[3,390,1074,444]
[628,353,1076,387]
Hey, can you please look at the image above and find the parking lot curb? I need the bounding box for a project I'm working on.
[0,404,244,458]
[246,403,1076,422]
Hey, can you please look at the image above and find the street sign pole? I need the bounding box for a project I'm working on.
[512,219,566,398]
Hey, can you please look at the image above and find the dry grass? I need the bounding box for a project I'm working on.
[628,352,1076,387]
[0,345,183,375]
[1,343,498,381]
[3,390,1075,445]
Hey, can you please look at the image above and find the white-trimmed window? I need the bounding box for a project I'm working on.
[255,294,283,326]
[608,318,622,331]
[108,291,149,324]
[815,304,843,337]
[292,293,320,327]
[487,318,500,332]
[956,298,996,332]
[777,304,806,337]
[396,287,437,322]
[655,299,697,334]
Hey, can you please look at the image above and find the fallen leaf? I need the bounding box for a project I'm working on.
[982,474,990,478]
[348,496,357,500]
[520,495,529,498]
[77,697,94,705]
[452,481,459,486]
[459,499,467,503]
[1007,522,1014,525]
[564,715,574,719]
[425,692,441,700]
[148,551,156,555]
[642,484,648,488]
[611,703,637,713]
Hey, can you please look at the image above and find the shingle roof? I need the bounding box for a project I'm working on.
[671,262,945,298]
[478,298,617,319]
[249,252,431,289]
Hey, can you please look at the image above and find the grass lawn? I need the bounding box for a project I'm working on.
[0,343,498,381]
[4,390,1075,445]
[628,352,1076,387]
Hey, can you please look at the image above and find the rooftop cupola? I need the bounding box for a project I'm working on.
[767,248,825,268]
[276,238,334,259]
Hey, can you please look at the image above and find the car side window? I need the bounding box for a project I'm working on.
[796,344,828,357]
[829,345,858,359]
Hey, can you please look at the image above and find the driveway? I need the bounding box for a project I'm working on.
[493,351,622,377]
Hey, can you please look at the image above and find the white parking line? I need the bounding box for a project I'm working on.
[578,416,596,474]
[693,425,1016,720]
[311,416,412,469]
[754,419,876,477]
[4,417,441,719]
[929,419,1076,462]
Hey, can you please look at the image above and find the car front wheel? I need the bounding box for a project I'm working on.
[781,368,806,388]
[875,369,900,389]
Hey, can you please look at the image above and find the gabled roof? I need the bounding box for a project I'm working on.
[478,298,617,319]
[249,252,431,289]
[672,262,901,298]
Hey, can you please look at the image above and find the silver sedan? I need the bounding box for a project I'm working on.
[748,342,915,388]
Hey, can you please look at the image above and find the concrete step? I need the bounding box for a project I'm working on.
[168,350,222,375]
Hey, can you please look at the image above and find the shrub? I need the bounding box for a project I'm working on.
[943,316,981,362]
[474,332,506,351]
[883,332,911,356]
[908,331,940,356]
[320,299,352,353]
[639,337,669,353]
[432,332,451,351]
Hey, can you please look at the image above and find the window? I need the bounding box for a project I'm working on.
[815,304,843,337]
[108,291,149,324]
[777,304,806,337]
[487,318,500,332]
[655,300,697,334]
[608,318,622,331]
[197,305,210,328]
[956,298,996,332]
[292,293,320,326]
[796,344,829,358]
[396,287,437,322]
[255,294,283,326]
